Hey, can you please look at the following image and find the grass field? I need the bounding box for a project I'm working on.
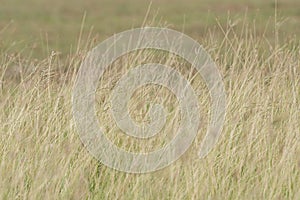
[0,0,300,199]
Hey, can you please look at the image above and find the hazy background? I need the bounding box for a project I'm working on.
[1,0,299,57]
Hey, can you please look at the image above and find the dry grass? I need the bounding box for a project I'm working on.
[0,19,299,200]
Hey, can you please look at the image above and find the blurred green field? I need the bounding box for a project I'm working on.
[1,0,300,57]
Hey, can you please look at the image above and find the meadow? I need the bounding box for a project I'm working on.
[0,0,299,199]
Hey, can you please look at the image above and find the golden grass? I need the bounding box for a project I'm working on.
[0,20,299,199]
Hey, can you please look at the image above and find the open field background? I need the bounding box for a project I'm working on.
[0,0,299,199]
[1,0,300,57]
